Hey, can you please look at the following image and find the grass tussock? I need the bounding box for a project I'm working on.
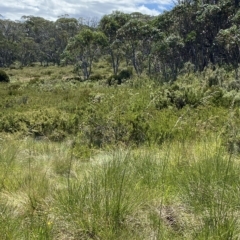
[0,135,240,239]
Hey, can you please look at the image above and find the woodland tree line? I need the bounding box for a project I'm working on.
[0,0,240,81]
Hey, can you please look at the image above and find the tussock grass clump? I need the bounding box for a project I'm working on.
[1,135,240,239]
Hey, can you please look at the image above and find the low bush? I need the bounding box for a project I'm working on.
[41,70,53,76]
[117,68,133,84]
[65,76,82,82]
[107,68,133,85]
[89,73,103,81]
[107,74,118,86]
[0,108,77,139]
[0,70,10,83]
[228,80,240,91]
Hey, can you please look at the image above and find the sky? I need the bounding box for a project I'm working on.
[0,0,174,21]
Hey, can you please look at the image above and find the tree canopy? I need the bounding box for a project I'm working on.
[0,0,240,81]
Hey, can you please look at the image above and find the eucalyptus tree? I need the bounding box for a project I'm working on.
[64,29,107,80]
[152,0,237,73]
[153,33,184,81]
[117,17,153,75]
[99,11,130,74]
[0,37,16,67]
[55,16,79,38]
[0,19,21,42]
[0,19,22,66]
[21,16,57,65]
[216,25,240,79]
[17,37,38,66]
[152,11,174,35]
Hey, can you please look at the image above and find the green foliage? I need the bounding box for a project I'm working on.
[89,73,104,81]
[118,68,133,82]
[65,29,108,80]
[152,83,205,110]
[0,0,240,77]
[0,60,240,239]
[3,5,240,237]
[107,74,118,85]
[0,108,76,141]
[174,140,240,238]
[227,80,240,91]
[0,65,236,150]
[107,67,133,85]
[1,136,240,239]
[0,70,10,82]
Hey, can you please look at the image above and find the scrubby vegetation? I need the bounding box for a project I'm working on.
[1,62,240,239]
[0,70,10,82]
[1,0,240,238]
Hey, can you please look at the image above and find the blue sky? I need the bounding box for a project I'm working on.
[143,3,160,9]
[0,0,174,21]
[141,3,169,10]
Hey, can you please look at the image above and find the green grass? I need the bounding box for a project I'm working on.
[0,135,240,239]
[1,65,240,239]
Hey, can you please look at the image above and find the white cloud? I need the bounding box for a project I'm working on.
[0,0,173,21]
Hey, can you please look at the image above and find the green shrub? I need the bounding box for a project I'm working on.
[9,64,17,70]
[107,74,118,86]
[206,87,224,106]
[117,68,133,84]
[65,76,82,82]
[228,80,240,91]
[207,75,219,87]
[205,68,226,87]
[0,108,76,137]
[98,64,105,68]
[28,77,43,85]
[0,70,10,83]
[89,73,103,81]
[41,70,53,76]
[107,68,133,85]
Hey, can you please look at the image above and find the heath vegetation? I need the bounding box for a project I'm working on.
[1,0,240,239]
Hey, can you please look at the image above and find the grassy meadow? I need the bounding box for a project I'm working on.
[1,63,240,239]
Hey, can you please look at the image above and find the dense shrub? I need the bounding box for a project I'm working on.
[207,75,219,87]
[107,68,133,85]
[0,66,236,150]
[89,73,103,81]
[65,76,82,82]
[107,74,118,86]
[0,70,10,82]
[98,64,105,68]
[41,70,53,76]
[205,68,226,87]
[0,108,77,139]
[117,68,133,84]
[228,80,240,91]
[153,84,204,110]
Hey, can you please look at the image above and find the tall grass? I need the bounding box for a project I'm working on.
[1,134,240,239]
